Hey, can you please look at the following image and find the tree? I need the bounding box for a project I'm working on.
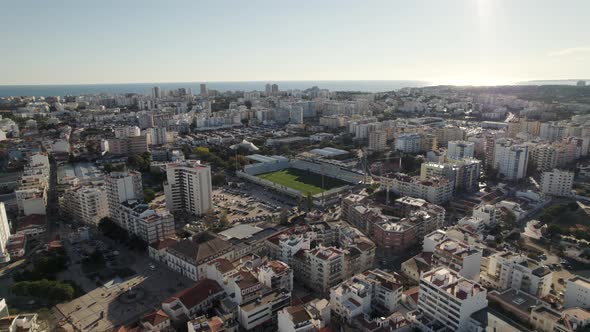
[244,101,252,109]
[143,189,156,203]
[212,172,226,187]
[547,224,563,238]
[193,146,210,157]
[502,210,517,229]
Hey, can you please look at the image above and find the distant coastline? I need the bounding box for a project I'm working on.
[0,80,430,97]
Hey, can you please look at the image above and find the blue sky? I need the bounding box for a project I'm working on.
[1,0,589,85]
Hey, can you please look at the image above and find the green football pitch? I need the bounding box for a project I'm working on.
[256,168,347,195]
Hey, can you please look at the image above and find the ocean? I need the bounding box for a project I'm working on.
[0,80,430,97]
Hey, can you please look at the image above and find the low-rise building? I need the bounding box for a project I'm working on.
[161,279,224,321]
[330,269,403,323]
[166,232,234,281]
[238,290,291,330]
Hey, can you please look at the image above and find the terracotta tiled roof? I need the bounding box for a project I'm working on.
[142,310,169,326]
[163,279,222,310]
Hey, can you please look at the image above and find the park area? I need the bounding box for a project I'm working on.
[256,168,347,195]
[540,201,590,240]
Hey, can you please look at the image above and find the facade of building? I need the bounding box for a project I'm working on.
[330,269,402,323]
[107,135,149,155]
[564,276,590,309]
[493,139,529,180]
[481,252,553,298]
[165,232,234,281]
[62,186,109,226]
[381,173,453,205]
[105,171,143,225]
[164,160,212,216]
[119,200,175,244]
[540,169,574,197]
[411,267,488,332]
[447,140,475,160]
[395,133,422,153]
[368,130,387,152]
[0,203,11,263]
[420,159,480,192]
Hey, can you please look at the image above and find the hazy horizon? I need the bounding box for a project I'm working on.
[1,0,589,86]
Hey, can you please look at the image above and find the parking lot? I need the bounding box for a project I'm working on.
[213,185,296,224]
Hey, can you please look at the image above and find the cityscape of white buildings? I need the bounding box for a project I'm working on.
[2,83,590,332]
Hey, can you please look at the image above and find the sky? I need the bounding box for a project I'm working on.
[1,0,589,86]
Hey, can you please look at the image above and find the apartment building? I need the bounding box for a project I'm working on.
[164,160,212,216]
[0,203,11,263]
[410,267,488,332]
[294,246,345,293]
[381,173,453,205]
[420,159,481,192]
[330,269,403,323]
[481,252,552,297]
[395,133,422,153]
[564,276,590,309]
[62,186,109,225]
[432,239,482,281]
[238,290,291,330]
[105,171,143,225]
[540,169,574,197]
[493,139,529,180]
[119,200,175,244]
[368,130,387,152]
[15,153,50,216]
[434,126,465,146]
[113,125,141,138]
[447,140,474,160]
[107,134,149,155]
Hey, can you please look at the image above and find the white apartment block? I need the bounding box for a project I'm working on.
[114,125,141,138]
[0,203,11,263]
[150,127,168,145]
[472,204,497,227]
[411,267,488,332]
[432,239,482,281]
[395,133,422,153]
[447,140,475,160]
[15,153,50,216]
[119,200,175,244]
[420,159,480,192]
[481,252,552,297]
[105,171,143,225]
[296,247,345,293]
[368,130,387,152]
[493,139,529,180]
[330,269,402,323]
[381,174,453,205]
[564,276,590,309]
[540,169,574,197]
[164,160,212,216]
[238,290,291,330]
[63,186,109,226]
